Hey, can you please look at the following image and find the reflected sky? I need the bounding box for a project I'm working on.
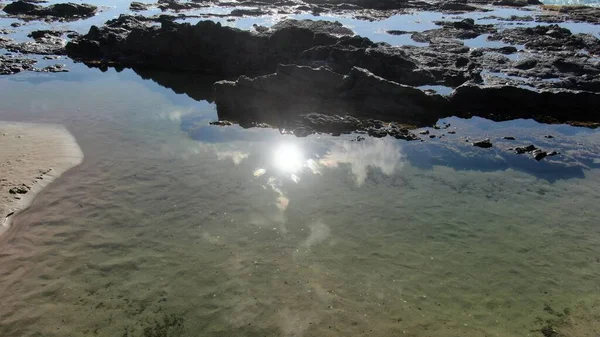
[184,106,600,183]
[1,56,598,184]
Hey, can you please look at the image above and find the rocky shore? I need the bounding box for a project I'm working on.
[1,0,600,135]
[63,13,600,131]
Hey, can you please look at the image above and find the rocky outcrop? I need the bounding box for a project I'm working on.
[539,5,600,24]
[492,0,541,7]
[0,30,67,55]
[66,16,356,76]
[63,15,600,130]
[298,42,437,86]
[0,54,36,75]
[130,2,153,11]
[411,18,497,42]
[488,24,600,55]
[156,0,206,11]
[214,64,446,128]
[2,1,97,19]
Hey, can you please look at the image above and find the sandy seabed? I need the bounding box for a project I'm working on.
[0,121,83,235]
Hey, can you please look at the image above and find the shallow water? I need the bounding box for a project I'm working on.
[1,3,600,337]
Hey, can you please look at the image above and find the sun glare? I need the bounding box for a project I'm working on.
[273,143,304,173]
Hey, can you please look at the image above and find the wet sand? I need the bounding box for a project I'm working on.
[0,121,83,235]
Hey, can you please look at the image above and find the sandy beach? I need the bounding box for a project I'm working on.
[0,121,83,235]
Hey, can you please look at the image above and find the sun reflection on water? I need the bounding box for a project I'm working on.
[273,143,305,174]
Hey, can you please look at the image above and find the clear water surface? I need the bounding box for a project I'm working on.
[1,1,600,337]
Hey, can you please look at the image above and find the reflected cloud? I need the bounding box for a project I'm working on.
[159,107,196,122]
[216,150,249,165]
[306,159,322,175]
[320,138,405,185]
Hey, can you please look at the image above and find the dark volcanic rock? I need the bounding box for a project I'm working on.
[299,42,443,87]
[44,3,97,17]
[213,64,446,129]
[539,5,600,24]
[29,30,64,39]
[489,24,600,55]
[2,1,97,19]
[230,8,269,17]
[412,18,496,41]
[8,30,67,55]
[2,1,42,15]
[270,19,354,36]
[37,64,69,72]
[497,54,600,92]
[130,2,152,11]
[493,0,540,7]
[482,15,534,21]
[386,30,412,35]
[0,54,37,75]
[67,16,355,76]
[157,0,200,11]
[64,15,600,128]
